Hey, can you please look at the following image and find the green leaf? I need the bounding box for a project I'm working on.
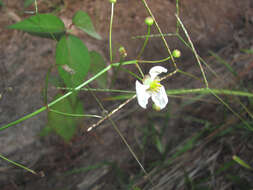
[56,35,90,93]
[40,125,53,137]
[155,135,164,154]
[89,51,107,88]
[72,10,101,40]
[232,155,253,170]
[241,48,253,54]
[24,0,35,8]
[133,187,141,190]
[45,94,84,142]
[0,0,4,6]
[8,13,65,39]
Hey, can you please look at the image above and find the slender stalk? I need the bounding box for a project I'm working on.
[209,89,253,131]
[35,0,38,14]
[57,87,135,94]
[0,60,139,131]
[87,87,151,183]
[0,153,38,175]
[49,109,102,118]
[132,33,176,39]
[109,3,115,63]
[136,25,152,77]
[109,118,152,183]
[138,55,172,64]
[141,0,178,70]
[86,95,136,132]
[175,14,209,87]
[176,0,180,33]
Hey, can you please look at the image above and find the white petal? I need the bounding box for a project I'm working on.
[149,66,167,80]
[151,85,168,110]
[136,80,151,109]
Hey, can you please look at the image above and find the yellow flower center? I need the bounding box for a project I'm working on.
[148,80,161,92]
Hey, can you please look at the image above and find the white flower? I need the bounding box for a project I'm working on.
[136,66,168,110]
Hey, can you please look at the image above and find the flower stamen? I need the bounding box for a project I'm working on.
[148,80,161,92]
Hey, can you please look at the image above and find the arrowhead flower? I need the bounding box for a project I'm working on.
[136,66,168,110]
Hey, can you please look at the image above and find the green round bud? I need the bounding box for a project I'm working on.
[152,104,161,111]
[119,46,127,58]
[145,17,154,26]
[109,0,116,3]
[172,49,181,58]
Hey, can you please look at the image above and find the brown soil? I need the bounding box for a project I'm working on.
[1,0,253,189]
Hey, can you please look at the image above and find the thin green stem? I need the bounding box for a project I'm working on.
[120,67,142,81]
[35,0,38,14]
[109,118,153,184]
[86,95,136,132]
[136,25,152,77]
[49,109,102,118]
[209,89,253,131]
[0,60,139,131]
[176,0,180,33]
[176,33,220,79]
[177,69,202,81]
[138,55,172,64]
[166,88,253,97]
[109,2,115,63]
[141,0,178,70]
[0,153,38,175]
[57,87,135,94]
[175,14,209,87]
[132,33,176,39]
[86,88,151,183]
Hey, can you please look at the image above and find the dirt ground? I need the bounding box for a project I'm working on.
[1,0,253,189]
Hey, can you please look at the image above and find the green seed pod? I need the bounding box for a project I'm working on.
[109,0,116,3]
[152,104,161,111]
[172,49,181,58]
[145,17,154,26]
[119,46,127,58]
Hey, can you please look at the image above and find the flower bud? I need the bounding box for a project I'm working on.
[145,17,154,26]
[152,104,161,111]
[109,0,116,3]
[119,46,127,58]
[172,49,181,58]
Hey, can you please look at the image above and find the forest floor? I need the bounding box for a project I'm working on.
[1,0,253,189]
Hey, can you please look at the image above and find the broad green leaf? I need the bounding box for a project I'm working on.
[47,75,64,88]
[89,51,107,88]
[72,10,101,40]
[24,0,35,8]
[8,13,65,39]
[45,94,84,142]
[56,35,90,91]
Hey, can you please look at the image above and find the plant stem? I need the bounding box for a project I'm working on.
[109,2,115,63]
